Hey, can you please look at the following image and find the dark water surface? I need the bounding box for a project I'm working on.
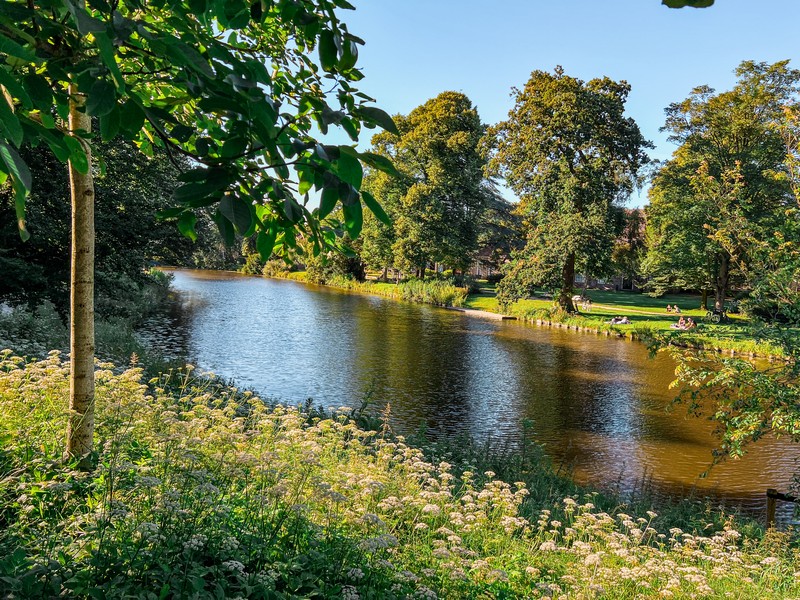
[141,269,798,515]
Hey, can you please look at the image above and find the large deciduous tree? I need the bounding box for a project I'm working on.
[643,61,799,311]
[0,0,396,461]
[361,91,488,277]
[484,67,650,312]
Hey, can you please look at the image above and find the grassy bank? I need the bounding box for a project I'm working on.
[269,271,469,308]
[1,353,797,599]
[465,288,784,358]
[0,269,181,375]
[261,270,784,357]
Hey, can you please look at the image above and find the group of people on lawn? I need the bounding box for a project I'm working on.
[604,304,696,329]
[670,315,697,330]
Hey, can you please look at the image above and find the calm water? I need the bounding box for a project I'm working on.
[141,269,798,515]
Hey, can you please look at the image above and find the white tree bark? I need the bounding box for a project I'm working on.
[65,84,96,462]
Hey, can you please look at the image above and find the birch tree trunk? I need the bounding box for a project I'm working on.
[65,85,96,462]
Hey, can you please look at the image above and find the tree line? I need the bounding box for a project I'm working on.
[265,60,799,324]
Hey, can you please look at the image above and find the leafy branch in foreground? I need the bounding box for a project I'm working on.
[0,0,397,461]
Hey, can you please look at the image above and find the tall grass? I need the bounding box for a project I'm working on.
[1,353,797,599]
[312,275,468,308]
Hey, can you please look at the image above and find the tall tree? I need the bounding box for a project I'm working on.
[0,0,396,461]
[644,61,799,310]
[362,91,488,277]
[484,67,650,311]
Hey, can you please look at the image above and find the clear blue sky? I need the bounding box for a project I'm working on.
[335,0,800,207]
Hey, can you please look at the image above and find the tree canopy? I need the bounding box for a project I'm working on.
[484,67,650,311]
[0,0,397,256]
[361,91,488,277]
[643,61,800,310]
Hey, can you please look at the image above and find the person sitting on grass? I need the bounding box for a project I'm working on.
[666,304,673,312]
[685,317,697,330]
[673,305,681,313]
[670,316,686,330]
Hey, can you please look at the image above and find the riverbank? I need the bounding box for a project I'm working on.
[1,352,796,599]
[0,269,181,375]
[263,271,784,358]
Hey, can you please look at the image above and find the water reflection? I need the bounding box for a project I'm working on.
[140,269,798,514]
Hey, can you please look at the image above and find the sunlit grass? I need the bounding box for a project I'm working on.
[466,289,785,357]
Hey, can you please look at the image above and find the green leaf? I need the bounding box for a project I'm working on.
[171,124,194,143]
[340,39,358,71]
[361,190,391,225]
[220,136,247,158]
[256,227,277,260]
[22,74,52,111]
[0,68,32,108]
[219,193,253,233]
[63,136,89,174]
[35,127,70,162]
[65,0,106,34]
[297,167,314,196]
[340,116,359,142]
[119,100,145,136]
[0,141,31,241]
[319,186,338,219]
[172,41,215,78]
[318,30,337,71]
[212,208,235,246]
[177,212,198,241]
[173,180,228,202]
[359,106,399,135]
[0,33,39,64]
[342,198,362,238]
[0,96,23,147]
[94,32,125,91]
[358,151,400,178]
[336,151,362,188]
[0,141,31,191]
[99,105,120,141]
[86,79,117,117]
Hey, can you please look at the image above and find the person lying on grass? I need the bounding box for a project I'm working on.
[607,316,631,325]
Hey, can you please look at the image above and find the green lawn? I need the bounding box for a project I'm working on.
[466,288,783,356]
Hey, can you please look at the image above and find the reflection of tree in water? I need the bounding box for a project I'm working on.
[136,290,200,362]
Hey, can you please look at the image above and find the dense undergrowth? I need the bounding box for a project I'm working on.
[264,270,469,308]
[1,353,798,599]
[0,269,177,374]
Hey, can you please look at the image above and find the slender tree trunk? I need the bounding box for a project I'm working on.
[701,289,708,310]
[65,86,96,463]
[559,252,576,312]
[714,253,729,311]
[380,266,387,282]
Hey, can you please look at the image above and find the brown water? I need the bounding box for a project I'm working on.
[141,269,798,515]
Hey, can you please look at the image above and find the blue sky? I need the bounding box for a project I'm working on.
[335,0,800,206]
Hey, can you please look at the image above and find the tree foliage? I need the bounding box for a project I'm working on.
[361,91,488,276]
[485,67,650,311]
[644,61,799,310]
[0,0,397,256]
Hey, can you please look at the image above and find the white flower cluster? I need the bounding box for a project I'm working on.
[183,533,208,552]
